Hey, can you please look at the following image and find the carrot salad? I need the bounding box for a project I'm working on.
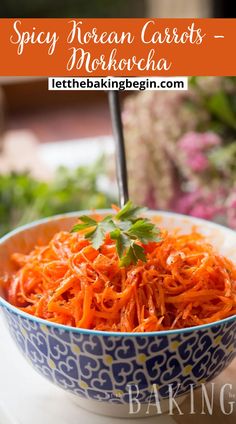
[5,226,236,332]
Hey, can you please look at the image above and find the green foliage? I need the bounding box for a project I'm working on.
[0,159,114,237]
[189,77,236,135]
[209,142,236,176]
[115,200,145,221]
[206,92,236,130]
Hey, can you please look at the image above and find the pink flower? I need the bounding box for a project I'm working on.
[176,191,199,213]
[186,153,209,171]
[178,132,200,153]
[189,204,219,220]
[176,189,224,221]
[178,131,222,173]
[202,132,221,148]
[179,131,221,153]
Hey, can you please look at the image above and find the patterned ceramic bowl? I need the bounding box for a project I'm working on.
[0,211,236,417]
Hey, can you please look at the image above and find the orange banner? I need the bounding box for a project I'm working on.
[0,18,235,76]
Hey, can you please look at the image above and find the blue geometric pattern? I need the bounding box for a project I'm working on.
[2,304,236,404]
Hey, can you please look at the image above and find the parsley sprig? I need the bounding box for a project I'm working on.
[71,201,161,267]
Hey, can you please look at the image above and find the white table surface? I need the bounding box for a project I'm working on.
[0,315,176,424]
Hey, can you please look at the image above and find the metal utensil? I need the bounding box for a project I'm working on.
[108,91,129,207]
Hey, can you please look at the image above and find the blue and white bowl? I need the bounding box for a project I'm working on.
[0,211,236,417]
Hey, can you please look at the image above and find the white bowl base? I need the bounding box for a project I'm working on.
[68,394,187,418]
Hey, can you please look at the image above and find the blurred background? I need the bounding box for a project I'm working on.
[0,0,236,236]
[0,0,236,18]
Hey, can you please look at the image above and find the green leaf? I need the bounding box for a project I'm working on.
[206,92,236,129]
[116,200,146,221]
[80,216,98,225]
[127,219,161,243]
[86,225,105,250]
[71,216,97,233]
[128,219,161,244]
[119,246,136,267]
[101,217,116,232]
[132,243,147,262]
[70,200,162,267]
[118,234,130,258]
[188,76,197,86]
[84,227,97,239]
[110,229,130,258]
[117,220,132,232]
[102,214,113,222]
[71,223,95,232]
[115,200,133,220]
[110,228,121,240]
[119,243,146,267]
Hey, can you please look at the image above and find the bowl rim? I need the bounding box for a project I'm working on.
[0,209,236,338]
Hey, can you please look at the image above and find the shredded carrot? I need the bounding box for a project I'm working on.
[3,224,236,332]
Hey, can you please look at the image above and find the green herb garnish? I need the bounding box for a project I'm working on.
[71,201,162,267]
